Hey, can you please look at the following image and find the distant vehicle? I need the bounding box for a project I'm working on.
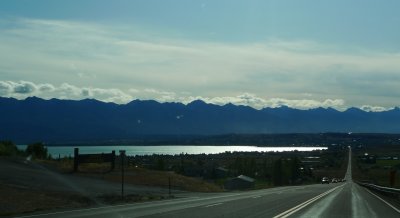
[331,178,338,183]
[342,178,346,182]
[321,177,330,184]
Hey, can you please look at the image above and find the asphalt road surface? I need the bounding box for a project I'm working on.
[16,147,400,218]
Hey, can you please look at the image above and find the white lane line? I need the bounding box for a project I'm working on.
[364,188,400,213]
[252,195,262,199]
[204,203,223,208]
[273,184,345,218]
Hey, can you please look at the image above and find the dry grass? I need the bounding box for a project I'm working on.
[38,158,113,173]
[352,146,400,188]
[39,159,222,192]
[0,183,91,216]
[104,167,223,192]
[353,165,400,188]
[98,194,174,205]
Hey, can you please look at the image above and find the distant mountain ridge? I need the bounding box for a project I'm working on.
[1,97,400,143]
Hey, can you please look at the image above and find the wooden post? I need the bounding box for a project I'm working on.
[168,177,171,197]
[111,150,115,170]
[73,148,79,172]
[390,170,396,187]
[120,150,126,199]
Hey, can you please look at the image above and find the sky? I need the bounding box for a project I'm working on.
[1,0,400,111]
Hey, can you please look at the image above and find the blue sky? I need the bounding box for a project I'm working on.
[1,0,400,111]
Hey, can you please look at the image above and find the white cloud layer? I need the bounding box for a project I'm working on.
[0,81,393,112]
[0,18,400,110]
[181,94,346,110]
[0,81,132,104]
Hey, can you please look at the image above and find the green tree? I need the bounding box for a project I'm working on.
[248,157,256,177]
[262,158,271,181]
[0,141,18,156]
[156,157,165,170]
[234,156,243,174]
[26,142,48,159]
[273,158,284,186]
[290,156,301,184]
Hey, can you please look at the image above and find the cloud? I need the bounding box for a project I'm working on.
[0,81,12,95]
[0,81,38,94]
[183,93,346,110]
[38,83,55,92]
[1,18,400,109]
[12,81,37,94]
[143,88,177,102]
[0,80,395,111]
[360,105,392,112]
[0,81,134,104]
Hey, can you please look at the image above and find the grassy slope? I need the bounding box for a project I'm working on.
[0,183,91,216]
[43,159,223,192]
[352,145,400,188]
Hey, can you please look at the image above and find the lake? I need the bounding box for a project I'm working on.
[17,145,327,157]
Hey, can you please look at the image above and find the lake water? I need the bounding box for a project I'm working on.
[17,145,327,157]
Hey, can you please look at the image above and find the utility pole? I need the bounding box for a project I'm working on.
[119,150,126,199]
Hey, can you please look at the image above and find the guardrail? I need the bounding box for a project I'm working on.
[356,181,400,200]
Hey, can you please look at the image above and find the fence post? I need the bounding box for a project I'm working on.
[111,150,115,170]
[120,150,126,199]
[169,177,171,197]
[73,148,79,172]
[390,170,396,187]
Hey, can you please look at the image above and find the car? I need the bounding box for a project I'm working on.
[321,177,330,184]
[331,178,338,183]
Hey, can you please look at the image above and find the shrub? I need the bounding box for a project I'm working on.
[0,141,18,156]
[26,142,48,159]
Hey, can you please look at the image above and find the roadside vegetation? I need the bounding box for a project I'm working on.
[0,140,349,216]
[110,145,348,189]
[0,141,48,158]
[1,140,348,191]
[42,148,347,192]
[352,144,400,188]
[0,141,91,216]
[0,141,24,156]
[48,158,223,192]
[0,184,91,217]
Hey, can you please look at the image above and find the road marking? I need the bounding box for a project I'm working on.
[364,188,400,213]
[252,195,262,199]
[204,203,223,208]
[15,186,318,217]
[273,184,345,218]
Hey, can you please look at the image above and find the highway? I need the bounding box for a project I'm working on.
[17,147,400,218]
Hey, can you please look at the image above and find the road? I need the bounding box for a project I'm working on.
[16,147,400,218]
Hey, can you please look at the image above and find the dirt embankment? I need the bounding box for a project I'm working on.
[0,157,221,216]
[0,183,91,217]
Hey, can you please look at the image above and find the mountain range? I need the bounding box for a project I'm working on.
[1,97,400,144]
